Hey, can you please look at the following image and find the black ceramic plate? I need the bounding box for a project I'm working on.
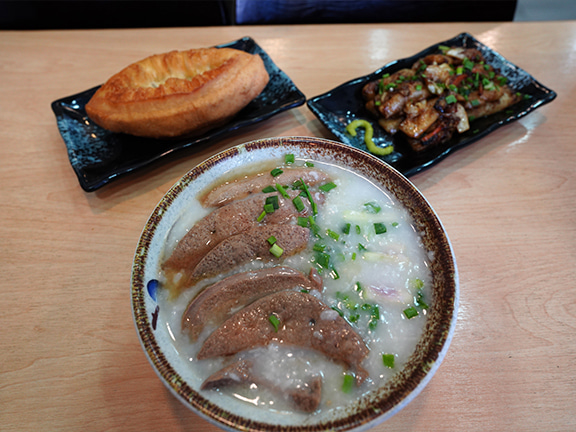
[307,32,557,177]
[52,37,306,192]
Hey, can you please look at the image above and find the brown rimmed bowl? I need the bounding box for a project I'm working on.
[131,136,458,431]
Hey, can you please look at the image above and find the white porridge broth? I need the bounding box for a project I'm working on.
[157,155,432,419]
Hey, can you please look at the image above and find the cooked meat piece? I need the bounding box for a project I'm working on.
[182,266,323,341]
[197,291,370,384]
[164,191,310,273]
[466,87,521,119]
[201,168,331,208]
[190,225,310,282]
[399,98,440,138]
[362,45,522,150]
[201,359,323,413]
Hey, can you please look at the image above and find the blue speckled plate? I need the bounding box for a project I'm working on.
[51,37,306,192]
[307,32,557,177]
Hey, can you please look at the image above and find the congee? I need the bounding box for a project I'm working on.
[155,154,432,420]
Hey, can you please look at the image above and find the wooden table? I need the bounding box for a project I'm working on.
[1,21,574,432]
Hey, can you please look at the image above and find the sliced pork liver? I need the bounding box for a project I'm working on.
[197,291,369,383]
[182,266,322,341]
[164,192,307,273]
[190,225,310,282]
[200,167,331,208]
[201,359,322,412]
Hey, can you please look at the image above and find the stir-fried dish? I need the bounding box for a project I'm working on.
[362,46,522,152]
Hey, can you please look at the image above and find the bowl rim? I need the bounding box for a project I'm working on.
[131,136,459,432]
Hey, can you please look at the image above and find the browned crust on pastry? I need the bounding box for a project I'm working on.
[85,47,269,138]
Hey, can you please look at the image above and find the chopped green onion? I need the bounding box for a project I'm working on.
[351,252,357,261]
[264,203,275,214]
[463,58,474,71]
[412,278,424,289]
[319,182,337,192]
[327,229,340,241]
[292,195,305,212]
[269,314,280,332]
[415,84,422,91]
[358,243,367,251]
[305,161,315,167]
[355,282,363,292]
[270,168,283,177]
[275,183,290,199]
[269,243,284,258]
[313,242,326,252]
[355,225,361,235]
[363,201,381,214]
[285,154,295,164]
[445,94,457,104]
[342,223,351,235]
[266,195,279,210]
[471,99,480,107]
[382,354,395,369]
[316,252,330,268]
[456,66,463,75]
[404,306,419,319]
[262,185,276,193]
[342,373,354,393]
[438,45,450,53]
[267,235,277,245]
[374,223,387,235]
[257,210,266,222]
[297,216,309,227]
[392,222,399,227]
[299,178,318,215]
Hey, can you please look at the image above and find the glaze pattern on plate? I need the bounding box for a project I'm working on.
[51,37,306,192]
[307,32,557,177]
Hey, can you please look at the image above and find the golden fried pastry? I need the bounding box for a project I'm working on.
[85,47,269,138]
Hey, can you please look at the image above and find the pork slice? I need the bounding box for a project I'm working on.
[164,192,305,273]
[197,291,369,384]
[201,359,322,413]
[200,167,331,208]
[182,266,322,341]
[190,225,310,282]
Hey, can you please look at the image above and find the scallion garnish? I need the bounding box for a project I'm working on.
[327,229,340,241]
[264,203,275,214]
[269,314,280,332]
[265,195,279,210]
[267,235,277,245]
[374,223,387,235]
[285,154,295,164]
[342,223,351,235]
[319,182,337,192]
[297,216,309,227]
[275,183,290,199]
[382,354,395,369]
[363,201,381,214]
[403,306,419,319]
[292,195,305,212]
[257,210,266,222]
[270,168,283,177]
[445,94,457,104]
[342,373,354,393]
[262,185,276,193]
[269,243,284,258]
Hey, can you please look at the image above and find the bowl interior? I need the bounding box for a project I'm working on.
[131,136,458,432]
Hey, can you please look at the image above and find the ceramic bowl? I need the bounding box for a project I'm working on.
[131,136,458,431]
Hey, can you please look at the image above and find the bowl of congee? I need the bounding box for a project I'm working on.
[131,136,458,431]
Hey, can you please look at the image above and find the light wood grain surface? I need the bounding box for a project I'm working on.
[1,21,575,432]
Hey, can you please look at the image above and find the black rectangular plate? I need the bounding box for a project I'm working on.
[307,32,557,177]
[52,37,306,192]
